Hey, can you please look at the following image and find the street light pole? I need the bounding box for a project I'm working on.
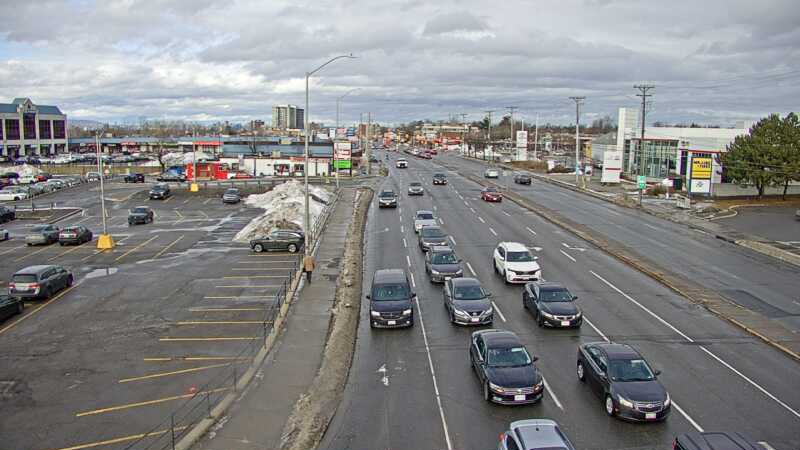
[569,97,586,187]
[95,133,114,249]
[304,54,356,256]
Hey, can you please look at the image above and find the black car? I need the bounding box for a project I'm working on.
[443,277,493,325]
[9,265,74,300]
[0,294,24,323]
[367,269,415,328]
[128,206,154,225]
[156,172,186,182]
[577,342,671,421]
[222,188,242,204]
[418,225,450,252]
[514,173,532,185]
[470,329,543,405]
[249,229,305,253]
[523,281,582,328]
[0,205,15,224]
[432,173,448,185]
[424,246,463,282]
[124,173,145,183]
[378,189,398,208]
[58,226,93,246]
[673,432,762,450]
[149,183,171,200]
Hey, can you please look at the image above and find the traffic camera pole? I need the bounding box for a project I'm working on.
[96,134,114,250]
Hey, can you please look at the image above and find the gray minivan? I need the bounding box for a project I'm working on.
[9,265,74,300]
[367,269,415,328]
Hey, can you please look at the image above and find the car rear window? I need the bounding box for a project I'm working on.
[416,213,434,220]
[132,207,149,213]
[12,274,38,283]
[421,227,445,238]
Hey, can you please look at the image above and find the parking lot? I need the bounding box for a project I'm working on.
[0,179,300,450]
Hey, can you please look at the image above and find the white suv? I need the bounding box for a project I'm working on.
[493,242,541,284]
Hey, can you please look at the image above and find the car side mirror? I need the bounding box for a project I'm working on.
[365,294,371,299]
[654,369,662,376]
[599,372,607,381]
[485,292,493,298]
[411,292,417,298]
[532,356,539,362]
[573,296,579,301]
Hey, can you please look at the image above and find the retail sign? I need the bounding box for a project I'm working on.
[690,179,710,194]
[515,131,528,149]
[334,160,352,169]
[334,142,352,160]
[637,175,647,189]
[691,157,712,179]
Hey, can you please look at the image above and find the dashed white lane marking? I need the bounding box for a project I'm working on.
[470,207,476,214]
[491,301,506,322]
[758,441,778,450]
[526,226,537,235]
[449,236,457,246]
[489,228,497,236]
[502,211,511,217]
[401,225,404,233]
[410,272,416,288]
[399,216,403,223]
[406,255,412,267]
[559,249,576,262]
[478,217,486,223]
[590,270,800,420]
[439,218,445,225]
[644,223,659,231]
[463,200,468,206]
[403,238,407,248]
[541,377,564,411]
[399,208,402,215]
[466,262,476,277]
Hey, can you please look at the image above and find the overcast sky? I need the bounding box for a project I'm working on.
[1,0,798,127]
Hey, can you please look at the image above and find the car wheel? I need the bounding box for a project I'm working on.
[16,301,24,315]
[449,309,455,323]
[502,269,509,284]
[287,243,298,253]
[605,395,615,417]
[253,244,264,253]
[577,361,586,382]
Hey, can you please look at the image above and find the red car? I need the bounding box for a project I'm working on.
[481,187,503,202]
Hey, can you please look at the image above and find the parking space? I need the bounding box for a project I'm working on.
[0,180,302,450]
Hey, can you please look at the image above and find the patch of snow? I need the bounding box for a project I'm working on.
[9,164,41,177]
[161,151,213,167]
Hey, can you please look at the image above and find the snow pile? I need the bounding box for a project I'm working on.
[161,151,213,167]
[233,180,333,243]
[10,164,41,177]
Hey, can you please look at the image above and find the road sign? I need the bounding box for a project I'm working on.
[637,175,646,189]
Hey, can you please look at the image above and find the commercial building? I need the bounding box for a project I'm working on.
[272,105,304,130]
[1,98,68,158]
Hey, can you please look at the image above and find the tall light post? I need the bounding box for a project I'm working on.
[569,96,586,187]
[95,134,114,250]
[304,54,356,256]
[335,87,360,188]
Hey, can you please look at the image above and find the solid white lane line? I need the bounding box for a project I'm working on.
[407,255,412,267]
[491,301,507,322]
[502,211,511,217]
[478,217,486,223]
[415,297,453,450]
[672,401,704,432]
[466,262,476,277]
[541,377,564,411]
[399,216,403,223]
[644,223,659,231]
[758,442,778,450]
[489,228,497,236]
[401,225,404,233]
[559,250,576,262]
[583,317,609,342]
[449,236,457,246]
[526,226,537,236]
[403,238,407,248]
[410,272,416,288]
[590,270,800,420]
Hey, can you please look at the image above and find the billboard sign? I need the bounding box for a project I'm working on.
[515,131,528,149]
[691,156,712,179]
[328,128,336,139]
[601,150,622,183]
[690,179,711,194]
[334,142,352,160]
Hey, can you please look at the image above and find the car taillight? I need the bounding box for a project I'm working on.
[8,283,15,289]
[30,283,39,289]
[672,439,677,450]
[499,432,506,442]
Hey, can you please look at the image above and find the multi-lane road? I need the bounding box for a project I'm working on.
[320,151,800,450]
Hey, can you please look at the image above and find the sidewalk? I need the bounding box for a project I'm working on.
[193,188,355,450]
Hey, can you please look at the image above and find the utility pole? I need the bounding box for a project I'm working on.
[191,127,198,192]
[533,114,539,160]
[483,110,494,161]
[459,113,468,157]
[366,112,372,174]
[505,106,517,161]
[634,84,655,206]
[569,96,585,187]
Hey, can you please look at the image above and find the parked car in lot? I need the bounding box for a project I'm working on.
[481,186,503,202]
[0,294,24,323]
[128,206,154,225]
[58,226,93,246]
[1,228,9,241]
[432,173,447,185]
[149,183,171,200]
[124,173,145,183]
[378,189,398,208]
[443,277,493,325]
[484,168,500,178]
[407,182,424,196]
[222,188,242,204]
[367,268,415,328]
[25,224,60,246]
[513,173,532,185]
[0,205,15,223]
[0,187,29,201]
[523,281,581,328]
[493,242,541,283]
[9,265,74,300]
[498,419,576,450]
[470,329,543,404]
[85,172,102,182]
[413,210,437,233]
[249,229,305,253]
[157,171,186,182]
[418,225,450,252]
[396,159,408,168]
[796,209,800,221]
[577,342,671,421]
[424,246,463,282]
[673,432,761,450]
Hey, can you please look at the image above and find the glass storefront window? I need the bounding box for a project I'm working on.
[630,139,678,179]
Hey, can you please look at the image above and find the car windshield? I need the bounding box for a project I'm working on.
[539,288,574,302]
[380,191,395,197]
[608,359,656,382]
[416,213,434,220]
[453,285,485,300]
[485,188,498,193]
[372,283,410,301]
[132,208,149,214]
[434,174,445,178]
[432,252,457,264]
[225,189,239,195]
[487,347,532,367]
[12,274,38,283]
[506,251,534,262]
[410,182,421,187]
[421,228,446,238]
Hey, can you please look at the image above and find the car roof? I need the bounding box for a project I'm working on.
[434,173,446,176]
[510,419,568,450]
[430,246,454,254]
[480,330,521,349]
[675,432,762,450]
[16,265,57,275]
[501,242,529,252]
[535,282,568,291]
[373,269,407,284]
[132,205,151,210]
[593,342,641,360]
[451,277,481,287]
[415,210,433,216]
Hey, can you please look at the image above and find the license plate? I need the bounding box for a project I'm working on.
[514,394,526,401]
[470,317,480,323]
[645,412,656,420]
[444,277,451,281]
[387,320,396,326]
[561,320,571,327]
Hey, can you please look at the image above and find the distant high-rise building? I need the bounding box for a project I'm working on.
[272,105,305,130]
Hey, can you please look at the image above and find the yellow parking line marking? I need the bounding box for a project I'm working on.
[0,245,26,256]
[143,356,250,362]
[204,295,276,299]
[174,209,183,218]
[49,244,85,261]
[158,337,259,342]
[203,198,213,205]
[14,244,52,262]
[175,320,266,325]
[75,388,229,417]
[182,198,191,204]
[153,235,184,259]
[47,426,188,450]
[0,286,76,336]
[162,196,173,203]
[200,210,210,219]
[119,363,231,383]
[223,275,287,279]
[80,235,133,261]
[189,308,262,312]
[114,235,159,262]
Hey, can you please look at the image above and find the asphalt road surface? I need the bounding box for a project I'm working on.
[0,180,298,450]
[716,205,800,243]
[320,152,800,450]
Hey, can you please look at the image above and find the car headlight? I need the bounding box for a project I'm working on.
[535,380,544,391]
[618,395,634,408]
[453,308,469,317]
[370,310,381,317]
[489,382,504,392]
[482,307,493,316]
[455,269,463,275]
[402,309,412,316]
[664,392,670,407]
[541,311,554,319]
[575,310,582,317]
[431,269,440,275]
